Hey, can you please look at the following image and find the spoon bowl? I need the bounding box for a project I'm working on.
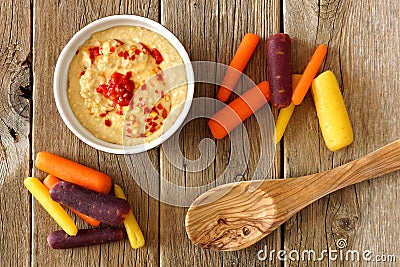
[185,139,400,251]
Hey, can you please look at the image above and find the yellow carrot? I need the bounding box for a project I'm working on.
[274,74,302,143]
[312,70,353,151]
[24,177,78,236]
[114,184,145,248]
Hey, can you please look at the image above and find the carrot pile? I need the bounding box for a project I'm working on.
[24,152,145,249]
[210,33,352,151]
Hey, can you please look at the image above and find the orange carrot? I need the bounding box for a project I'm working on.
[291,44,328,105]
[43,175,101,227]
[35,152,112,194]
[209,81,270,139]
[43,174,60,189]
[70,210,101,227]
[217,33,260,102]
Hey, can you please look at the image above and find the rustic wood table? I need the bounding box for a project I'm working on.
[1,0,399,266]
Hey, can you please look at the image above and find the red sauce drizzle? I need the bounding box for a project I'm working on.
[151,48,164,64]
[95,71,135,107]
[88,46,102,63]
[140,43,164,64]
[105,119,112,127]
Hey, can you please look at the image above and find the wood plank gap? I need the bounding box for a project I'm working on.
[159,0,163,24]
[157,147,161,267]
[280,0,284,33]
[279,2,285,266]
[157,3,162,267]
[29,1,34,266]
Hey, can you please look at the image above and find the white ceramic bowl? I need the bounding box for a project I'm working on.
[54,15,194,154]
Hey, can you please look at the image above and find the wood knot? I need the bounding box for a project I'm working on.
[338,216,358,231]
[235,174,245,182]
[242,227,250,236]
[8,59,31,119]
[8,127,19,143]
[217,218,226,224]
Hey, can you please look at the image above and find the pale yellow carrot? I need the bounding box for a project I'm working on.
[114,184,145,248]
[24,177,78,236]
[312,70,353,151]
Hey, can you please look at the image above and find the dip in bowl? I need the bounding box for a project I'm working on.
[54,15,194,154]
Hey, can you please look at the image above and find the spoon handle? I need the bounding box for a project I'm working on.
[311,138,400,196]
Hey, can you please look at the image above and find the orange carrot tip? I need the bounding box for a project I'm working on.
[217,33,260,102]
[291,44,328,105]
[43,175,60,190]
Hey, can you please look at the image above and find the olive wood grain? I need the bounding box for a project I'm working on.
[185,139,400,251]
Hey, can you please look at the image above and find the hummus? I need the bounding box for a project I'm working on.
[68,26,188,145]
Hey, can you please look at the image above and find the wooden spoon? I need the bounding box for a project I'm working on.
[185,139,400,251]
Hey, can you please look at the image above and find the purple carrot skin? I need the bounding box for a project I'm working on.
[50,181,131,225]
[266,33,293,108]
[48,228,123,249]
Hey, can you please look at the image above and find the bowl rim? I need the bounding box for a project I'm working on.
[54,15,194,154]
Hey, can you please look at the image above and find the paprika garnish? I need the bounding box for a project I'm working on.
[95,71,135,107]
[140,43,164,64]
[88,46,102,64]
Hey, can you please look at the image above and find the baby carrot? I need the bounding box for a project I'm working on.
[114,184,145,248]
[266,33,293,108]
[312,70,353,151]
[43,175,101,227]
[274,74,302,143]
[217,33,260,102]
[71,210,101,227]
[43,174,60,189]
[209,81,270,139]
[48,228,123,249]
[291,44,328,105]
[50,181,131,226]
[274,103,295,143]
[24,177,78,236]
[35,152,112,194]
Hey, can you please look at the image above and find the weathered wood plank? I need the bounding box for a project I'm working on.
[32,1,159,266]
[160,0,281,266]
[160,0,222,265]
[284,0,400,265]
[0,0,31,266]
